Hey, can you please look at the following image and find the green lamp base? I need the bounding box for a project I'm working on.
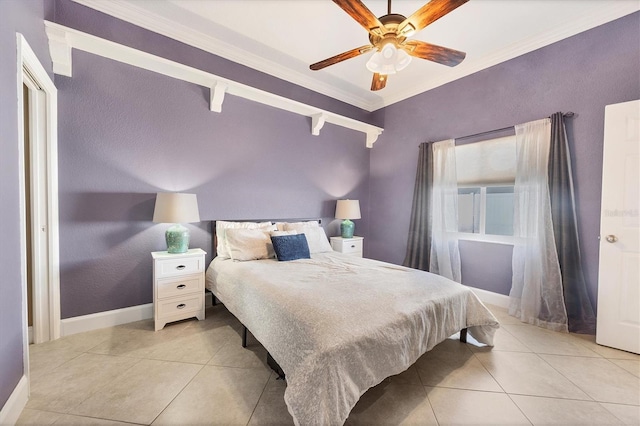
[166,224,190,253]
[340,219,355,238]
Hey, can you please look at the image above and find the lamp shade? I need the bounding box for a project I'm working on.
[153,193,200,224]
[335,199,361,220]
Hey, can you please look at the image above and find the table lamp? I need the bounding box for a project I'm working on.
[153,192,200,253]
[335,199,361,238]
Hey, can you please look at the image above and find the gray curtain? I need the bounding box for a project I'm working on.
[548,112,597,334]
[403,142,433,270]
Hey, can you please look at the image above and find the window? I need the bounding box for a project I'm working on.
[458,186,514,236]
[455,135,516,243]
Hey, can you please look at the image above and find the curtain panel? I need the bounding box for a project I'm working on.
[510,118,568,332]
[429,140,462,282]
[403,142,433,270]
[548,112,597,334]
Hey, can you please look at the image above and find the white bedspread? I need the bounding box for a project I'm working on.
[206,252,498,425]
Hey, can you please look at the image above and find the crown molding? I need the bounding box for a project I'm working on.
[70,0,638,112]
[70,0,380,112]
[45,21,383,147]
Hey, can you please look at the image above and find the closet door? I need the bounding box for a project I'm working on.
[596,99,640,354]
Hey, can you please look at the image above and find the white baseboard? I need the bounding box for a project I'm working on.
[61,303,153,337]
[467,286,510,309]
[0,375,28,425]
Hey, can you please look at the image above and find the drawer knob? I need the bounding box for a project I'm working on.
[351,245,356,248]
[176,265,186,270]
[176,284,186,290]
[177,303,186,309]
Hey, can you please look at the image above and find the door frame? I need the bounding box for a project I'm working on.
[17,34,61,366]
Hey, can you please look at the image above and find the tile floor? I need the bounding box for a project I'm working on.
[17,303,640,425]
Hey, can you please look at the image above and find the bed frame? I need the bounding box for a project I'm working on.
[208,219,468,381]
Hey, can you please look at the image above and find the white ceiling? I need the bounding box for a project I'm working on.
[73,0,638,112]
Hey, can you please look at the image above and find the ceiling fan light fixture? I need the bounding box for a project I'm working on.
[365,43,412,75]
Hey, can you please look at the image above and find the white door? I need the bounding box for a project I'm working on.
[596,99,640,354]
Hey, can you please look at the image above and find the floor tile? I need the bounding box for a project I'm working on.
[425,387,531,425]
[28,345,83,380]
[53,414,139,425]
[345,383,438,425]
[87,320,194,358]
[571,334,640,360]
[26,353,140,413]
[152,365,271,425]
[415,339,502,392]
[16,408,63,425]
[468,327,531,353]
[502,324,602,357]
[474,351,590,400]
[248,373,294,426]
[70,359,202,424]
[382,365,423,386]
[540,355,640,405]
[601,403,640,425]
[511,394,623,425]
[609,358,640,378]
[208,339,270,370]
[132,325,236,364]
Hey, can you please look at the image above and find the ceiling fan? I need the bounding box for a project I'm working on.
[310,0,468,91]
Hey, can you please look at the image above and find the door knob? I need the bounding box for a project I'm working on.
[605,235,618,243]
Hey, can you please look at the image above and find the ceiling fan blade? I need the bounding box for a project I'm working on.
[402,40,466,67]
[333,0,386,37]
[371,73,387,91]
[310,45,374,71]
[398,0,468,36]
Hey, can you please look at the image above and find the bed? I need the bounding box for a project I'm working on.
[205,220,499,425]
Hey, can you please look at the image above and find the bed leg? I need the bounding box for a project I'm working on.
[460,328,468,343]
[242,326,248,348]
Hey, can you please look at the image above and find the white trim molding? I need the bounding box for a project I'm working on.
[61,303,153,336]
[44,21,383,148]
[0,375,29,425]
[17,32,61,353]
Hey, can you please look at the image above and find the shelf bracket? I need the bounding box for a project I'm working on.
[210,82,227,113]
[366,130,382,148]
[311,113,327,136]
[46,24,73,77]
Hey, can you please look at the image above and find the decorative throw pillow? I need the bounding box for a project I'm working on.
[271,234,311,261]
[215,221,273,258]
[225,228,275,261]
[300,227,333,254]
[282,221,320,231]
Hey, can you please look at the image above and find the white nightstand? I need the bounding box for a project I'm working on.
[151,248,206,331]
[330,236,364,258]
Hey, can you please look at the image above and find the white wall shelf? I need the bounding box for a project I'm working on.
[44,21,383,148]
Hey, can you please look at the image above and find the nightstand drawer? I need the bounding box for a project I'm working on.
[157,275,202,299]
[340,239,363,254]
[155,256,203,278]
[157,294,203,317]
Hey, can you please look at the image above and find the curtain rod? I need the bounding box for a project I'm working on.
[454,111,574,142]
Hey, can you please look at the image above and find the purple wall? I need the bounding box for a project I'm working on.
[54,13,371,318]
[53,0,380,128]
[0,0,52,409]
[369,12,640,307]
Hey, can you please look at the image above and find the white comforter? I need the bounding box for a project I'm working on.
[206,252,498,426]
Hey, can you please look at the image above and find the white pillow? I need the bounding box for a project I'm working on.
[283,221,320,231]
[300,227,333,254]
[270,230,298,237]
[225,228,275,261]
[216,221,273,258]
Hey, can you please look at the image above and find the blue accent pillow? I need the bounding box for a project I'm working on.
[271,234,311,261]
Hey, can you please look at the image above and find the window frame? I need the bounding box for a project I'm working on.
[456,184,515,246]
